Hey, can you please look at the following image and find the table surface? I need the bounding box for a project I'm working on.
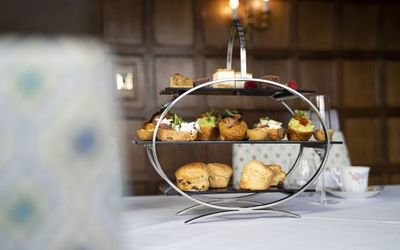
[122,185,400,250]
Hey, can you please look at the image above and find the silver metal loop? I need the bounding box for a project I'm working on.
[150,78,331,211]
[226,19,247,77]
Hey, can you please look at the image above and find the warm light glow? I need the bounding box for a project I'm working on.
[264,0,269,2]
[230,0,239,10]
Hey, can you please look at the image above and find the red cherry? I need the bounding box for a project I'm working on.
[244,81,257,89]
[288,80,298,90]
[299,117,308,126]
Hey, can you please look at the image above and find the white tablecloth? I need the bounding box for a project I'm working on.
[122,185,400,250]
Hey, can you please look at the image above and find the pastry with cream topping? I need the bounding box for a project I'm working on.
[156,113,197,141]
[247,117,285,141]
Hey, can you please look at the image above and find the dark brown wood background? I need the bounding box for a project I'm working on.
[1,0,399,195]
[105,0,400,195]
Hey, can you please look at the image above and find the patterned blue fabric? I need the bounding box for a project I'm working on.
[0,37,122,250]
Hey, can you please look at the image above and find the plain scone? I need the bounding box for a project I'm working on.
[206,163,233,188]
[175,162,209,191]
[266,164,286,186]
[240,160,275,190]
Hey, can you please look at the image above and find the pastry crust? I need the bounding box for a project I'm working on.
[206,163,233,188]
[197,126,219,141]
[157,128,197,141]
[175,162,209,191]
[170,73,193,88]
[136,122,155,140]
[265,127,285,141]
[313,128,334,141]
[266,164,286,186]
[247,128,268,140]
[240,160,274,190]
[287,127,313,141]
[218,120,248,141]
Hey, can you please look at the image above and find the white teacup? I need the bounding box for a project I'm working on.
[332,166,370,192]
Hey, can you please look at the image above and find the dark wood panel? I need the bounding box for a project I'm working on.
[383,4,400,51]
[103,0,143,45]
[119,120,149,182]
[345,117,379,166]
[341,3,377,50]
[0,0,102,35]
[388,118,400,164]
[299,60,336,104]
[200,0,231,48]
[385,61,400,107]
[298,2,334,50]
[252,0,291,49]
[153,0,194,46]
[342,60,377,107]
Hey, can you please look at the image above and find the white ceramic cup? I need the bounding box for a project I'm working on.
[332,166,370,192]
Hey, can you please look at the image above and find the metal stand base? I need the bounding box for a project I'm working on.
[184,207,300,224]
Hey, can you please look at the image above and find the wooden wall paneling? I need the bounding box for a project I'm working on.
[385,61,400,107]
[388,118,400,164]
[299,60,335,103]
[369,169,386,186]
[103,0,143,45]
[153,0,194,46]
[383,4,400,51]
[119,119,152,195]
[344,117,379,166]
[342,60,377,108]
[200,0,231,48]
[341,3,377,50]
[298,2,334,50]
[252,0,291,49]
[155,57,204,109]
[112,56,145,110]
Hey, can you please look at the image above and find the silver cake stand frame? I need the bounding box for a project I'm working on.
[141,20,331,224]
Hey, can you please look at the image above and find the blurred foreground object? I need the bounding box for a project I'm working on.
[0,37,122,250]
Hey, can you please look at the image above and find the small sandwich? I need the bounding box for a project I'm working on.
[136,109,172,140]
[195,109,219,141]
[287,110,314,141]
[247,117,285,141]
[156,113,198,141]
[218,109,248,141]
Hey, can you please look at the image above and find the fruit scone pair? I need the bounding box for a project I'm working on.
[240,160,286,191]
[175,162,233,191]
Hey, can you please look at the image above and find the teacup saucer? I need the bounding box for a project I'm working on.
[326,186,383,199]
